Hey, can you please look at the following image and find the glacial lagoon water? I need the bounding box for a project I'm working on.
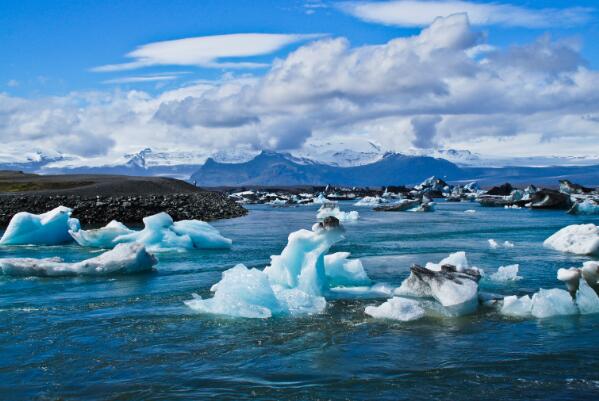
[1,201,599,400]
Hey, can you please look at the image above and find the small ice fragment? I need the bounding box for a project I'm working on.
[488,239,499,249]
[365,297,425,321]
[501,295,533,317]
[489,264,521,282]
[503,241,514,248]
[464,209,476,214]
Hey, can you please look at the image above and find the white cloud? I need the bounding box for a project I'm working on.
[6,79,19,88]
[339,1,594,28]
[2,14,599,163]
[102,75,181,84]
[92,33,325,72]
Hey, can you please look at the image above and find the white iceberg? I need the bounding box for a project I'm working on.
[69,212,232,252]
[543,224,599,255]
[569,200,599,215]
[0,206,80,246]
[0,243,157,277]
[365,297,425,321]
[488,239,514,249]
[316,206,359,222]
[186,220,370,318]
[489,264,521,282]
[354,196,386,207]
[312,194,328,204]
[501,295,533,317]
[395,252,481,316]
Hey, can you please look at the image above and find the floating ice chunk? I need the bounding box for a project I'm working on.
[424,251,474,273]
[531,289,578,318]
[544,224,599,255]
[489,264,521,282]
[354,196,385,206]
[186,219,366,318]
[568,200,599,215]
[488,239,514,249]
[69,220,134,248]
[501,295,533,318]
[0,243,157,277]
[70,212,231,251]
[395,254,481,316]
[324,252,371,287]
[503,241,514,248]
[365,297,426,321]
[575,280,599,315]
[0,206,80,246]
[464,209,476,214]
[185,264,284,318]
[312,194,328,204]
[316,206,359,222]
[504,204,522,209]
[488,239,499,249]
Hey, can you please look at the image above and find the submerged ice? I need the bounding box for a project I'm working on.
[69,212,232,251]
[0,243,157,277]
[0,206,80,246]
[185,218,371,318]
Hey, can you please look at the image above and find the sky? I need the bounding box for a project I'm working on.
[1,0,599,164]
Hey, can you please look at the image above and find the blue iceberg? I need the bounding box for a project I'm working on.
[0,206,80,246]
[69,212,232,252]
[185,220,370,318]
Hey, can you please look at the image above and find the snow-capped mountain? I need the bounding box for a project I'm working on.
[294,139,385,167]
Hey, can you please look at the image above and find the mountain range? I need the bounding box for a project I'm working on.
[2,147,599,187]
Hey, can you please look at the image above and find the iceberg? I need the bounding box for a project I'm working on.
[324,252,371,287]
[395,252,481,316]
[185,218,371,318]
[543,224,599,255]
[69,212,232,251]
[312,193,328,204]
[489,264,521,282]
[568,199,599,215]
[501,263,599,319]
[0,243,157,277]
[0,206,80,246]
[488,239,515,249]
[365,297,426,321]
[354,196,386,207]
[316,205,359,222]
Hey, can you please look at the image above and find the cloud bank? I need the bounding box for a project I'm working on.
[2,14,599,162]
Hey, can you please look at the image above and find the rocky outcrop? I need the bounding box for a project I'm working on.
[0,193,247,226]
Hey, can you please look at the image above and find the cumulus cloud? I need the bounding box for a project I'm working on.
[339,1,594,28]
[92,33,325,72]
[2,14,599,162]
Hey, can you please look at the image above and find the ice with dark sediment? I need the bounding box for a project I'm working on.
[0,243,157,277]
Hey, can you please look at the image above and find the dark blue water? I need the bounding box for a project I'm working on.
[1,202,599,400]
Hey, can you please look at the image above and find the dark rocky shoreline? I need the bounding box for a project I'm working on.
[0,193,247,226]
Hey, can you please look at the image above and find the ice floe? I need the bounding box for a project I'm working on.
[394,252,482,316]
[354,196,386,207]
[185,218,371,318]
[0,243,157,277]
[489,264,521,282]
[69,212,232,252]
[488,239,514,249]
[0,206,80,246]
[543,224,599,255]
[316,204,359,222]
[365,297,425,321]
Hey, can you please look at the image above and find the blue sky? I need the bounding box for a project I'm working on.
[2,0,597,96]
[1,0,599,163]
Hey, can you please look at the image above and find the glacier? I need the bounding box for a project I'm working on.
[0,206,80,246]
[185,218,371,318]
[0,243,157,277]
[543,224,599,255]
[69,212,232,251]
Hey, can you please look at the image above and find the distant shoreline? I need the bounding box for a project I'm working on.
[0,171,247,226]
